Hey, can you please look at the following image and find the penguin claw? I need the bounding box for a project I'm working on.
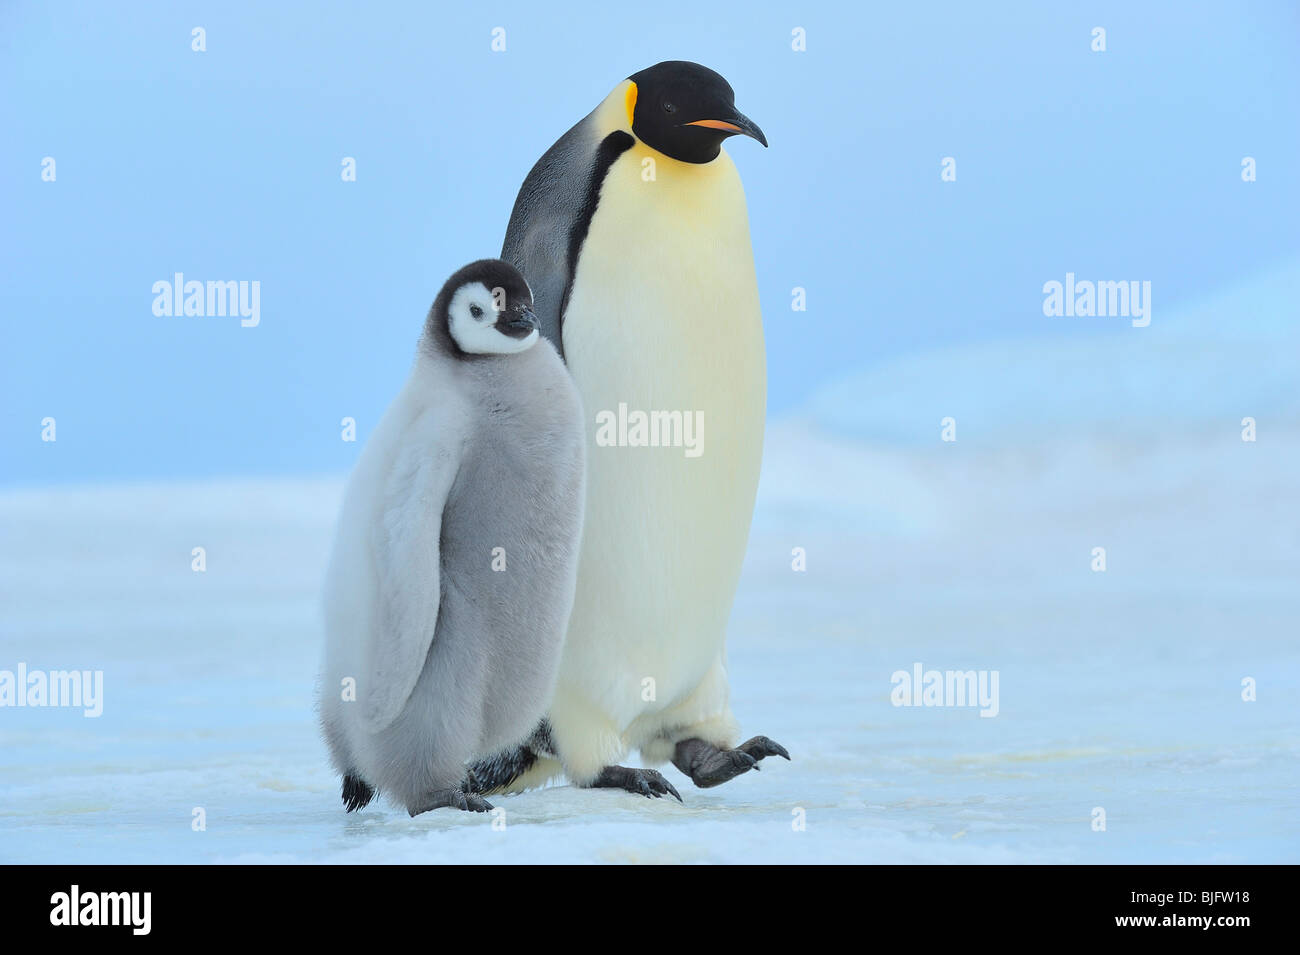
[589,766,683,803]
[463,793,495,812]
[736,735,791,762]
[408,787,495,816]
[673,736,789,788]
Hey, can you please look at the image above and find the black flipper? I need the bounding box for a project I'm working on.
[501,110,634,361]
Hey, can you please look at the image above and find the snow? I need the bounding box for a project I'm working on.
[2,262,1298,864]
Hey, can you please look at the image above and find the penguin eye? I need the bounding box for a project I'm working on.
[469,304,484,320]
[663,101,676,114]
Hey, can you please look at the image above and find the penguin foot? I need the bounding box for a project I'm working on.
[408,788,495,816]
[672,736,790,789]
[588,766,682,802]
[736,735,791,763]
[342,773,375,812]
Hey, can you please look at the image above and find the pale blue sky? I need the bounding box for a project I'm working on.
[2,0,1297,484]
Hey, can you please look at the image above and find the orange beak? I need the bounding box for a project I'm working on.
[681,111,768,147]
[685,119,744,133]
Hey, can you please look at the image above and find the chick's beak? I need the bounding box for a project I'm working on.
[504,307,539,333]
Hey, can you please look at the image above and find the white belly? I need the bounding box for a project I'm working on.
[559,145,766,729]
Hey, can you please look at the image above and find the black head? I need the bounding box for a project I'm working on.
[425,259,540,358]
[626,60,767,164]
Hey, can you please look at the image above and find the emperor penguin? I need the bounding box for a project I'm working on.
[318,259,586,815]
[467,61,788,800]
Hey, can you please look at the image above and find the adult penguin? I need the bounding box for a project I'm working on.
[470,60,788,799]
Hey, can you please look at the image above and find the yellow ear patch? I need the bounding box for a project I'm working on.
[625,81,637,128]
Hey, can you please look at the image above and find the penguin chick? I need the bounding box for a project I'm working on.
[318,259,585,816]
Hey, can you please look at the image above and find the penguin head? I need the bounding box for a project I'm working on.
[428,259,540,358]
[625,60,767,164]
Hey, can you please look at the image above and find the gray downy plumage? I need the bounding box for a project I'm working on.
[472,115,616,795]
[318,259,586,815]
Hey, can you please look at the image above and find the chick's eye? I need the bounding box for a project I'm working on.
[469,304,484,319]
[663,101,676,114]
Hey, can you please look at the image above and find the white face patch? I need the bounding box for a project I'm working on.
[447,281,538,355]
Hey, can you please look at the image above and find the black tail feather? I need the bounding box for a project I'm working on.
[342,773,375,812]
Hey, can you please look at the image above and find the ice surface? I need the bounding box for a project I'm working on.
[2,264,1297,863]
